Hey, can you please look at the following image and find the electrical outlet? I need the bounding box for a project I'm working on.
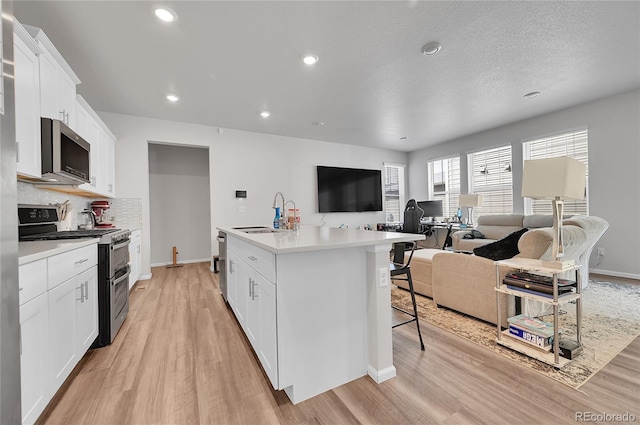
[597,247,605,256]
[238,205,246,213]
[378,267,389,287]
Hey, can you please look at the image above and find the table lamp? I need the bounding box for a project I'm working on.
[521,156,586,269]
[459,194,483,227]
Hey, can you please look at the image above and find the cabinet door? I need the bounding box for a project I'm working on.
[245,269,259,350]
[38,48,59,121]
[14,34,41,178]
[48,277,79,391]
[20,293,51,425]
[102,131,116,196]
[75,266,98,353]
[227,252,238,309]
[58,70,77,130]
[235,258,248,330]
[77,104,101,193]
[257,274,278,389]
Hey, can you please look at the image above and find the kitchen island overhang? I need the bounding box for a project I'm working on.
[219,225,425,404]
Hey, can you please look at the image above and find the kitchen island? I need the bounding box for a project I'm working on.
[218,225,424,404]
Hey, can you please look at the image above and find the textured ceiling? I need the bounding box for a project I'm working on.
[13,1,640,152]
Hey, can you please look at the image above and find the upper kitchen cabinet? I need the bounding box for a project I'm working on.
[77,95,116,198]
[14,20,42,179]
[24,24,80,131]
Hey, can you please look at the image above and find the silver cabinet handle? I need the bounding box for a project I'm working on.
[75,258,89,265]
[249,278,253,298]
[248,256,257,262]
[19,287,23,292]
[252,280,258,300]
[83,281,89,301]
[229,260,234,274]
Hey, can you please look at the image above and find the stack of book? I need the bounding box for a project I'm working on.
[503,271,576,298]
[506,314,555,351]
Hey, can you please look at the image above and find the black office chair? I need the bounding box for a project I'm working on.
[402,199,424,234]
[390,241,425,351]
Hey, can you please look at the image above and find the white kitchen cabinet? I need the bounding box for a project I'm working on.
[76,95,116,198]
[48,274,80,391]
[245,268,259,349]
[75,266,99,354]
[256,273,278,389]
[227,238,278,389]
[14,21,42,179]
[19,292,50,425]
[76,99,100,190]
[25,25,80,131]
[128,230,142,290]
[226,253,238,309]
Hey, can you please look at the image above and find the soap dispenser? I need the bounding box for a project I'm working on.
[273,207,281,229]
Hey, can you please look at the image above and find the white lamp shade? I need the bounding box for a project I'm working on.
[522,157,586,200]
[459,194,483,207]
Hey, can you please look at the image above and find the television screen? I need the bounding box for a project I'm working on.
[317,166,383,213]
[417,200,443,219]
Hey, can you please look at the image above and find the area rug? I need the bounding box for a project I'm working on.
[391,279,640,389]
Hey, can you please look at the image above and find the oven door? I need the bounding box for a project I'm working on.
[109,238,130,278]
[110,265,131,342]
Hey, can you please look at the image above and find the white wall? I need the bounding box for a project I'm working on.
[101,112,408,277]
[148,143,211,265]
[408,89,640,278]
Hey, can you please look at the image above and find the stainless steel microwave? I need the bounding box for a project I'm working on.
[41,118,90,185]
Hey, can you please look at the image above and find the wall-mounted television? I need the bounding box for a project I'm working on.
[317,166,383,213]
[417,200,443,219]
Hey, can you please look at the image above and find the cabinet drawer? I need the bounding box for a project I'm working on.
[47,244,98,290]
[19,259,48,306]
[228,237,276,282]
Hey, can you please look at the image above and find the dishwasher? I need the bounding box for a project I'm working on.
[217,231,227,301]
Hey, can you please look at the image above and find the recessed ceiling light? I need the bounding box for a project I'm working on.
[524,91,541,99]
[166,94,180,102]
[260,111,271,118]
[421,42,442,56]
[154,7,177,23]
[302,55,319,65]
[312,121,324,126]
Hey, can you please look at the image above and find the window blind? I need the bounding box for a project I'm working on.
[428,156,460,219]
[523,129,589,215]
[468,145,513,222]
[384,164,405,223]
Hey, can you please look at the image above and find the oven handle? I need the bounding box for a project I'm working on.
[110,239,131,251]
[111,266,131,286]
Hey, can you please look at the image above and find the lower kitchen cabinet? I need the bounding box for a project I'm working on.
[48,274,80,392]
[227,240,278,389]
[19,242,98,425]
[20,293,51,425]
[256,274,278,388]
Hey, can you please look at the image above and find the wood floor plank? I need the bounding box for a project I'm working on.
[37,263,639,425]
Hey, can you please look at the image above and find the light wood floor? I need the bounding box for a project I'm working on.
[37,263,639,425]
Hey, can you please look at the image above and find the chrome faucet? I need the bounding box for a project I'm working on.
[272,192,286,228]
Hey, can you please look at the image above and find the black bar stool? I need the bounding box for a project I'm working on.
[390,241,425,351]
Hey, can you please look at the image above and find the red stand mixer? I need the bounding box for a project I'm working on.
[91,200,115,228]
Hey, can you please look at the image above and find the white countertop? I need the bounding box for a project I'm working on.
[19,239,99,265]
[218,225,425,254]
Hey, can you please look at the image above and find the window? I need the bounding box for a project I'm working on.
[427,156,460,219]
[383,163,405,223]
[523,129,588,215]
[468,145,513,222]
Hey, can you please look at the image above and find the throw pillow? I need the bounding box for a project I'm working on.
[473,228,529,261]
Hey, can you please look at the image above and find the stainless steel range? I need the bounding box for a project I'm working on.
[18,204,131,348]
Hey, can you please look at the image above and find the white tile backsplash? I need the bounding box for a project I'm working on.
[17,182,142,231]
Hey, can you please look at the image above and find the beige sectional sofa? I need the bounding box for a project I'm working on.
[395,215,609,327]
